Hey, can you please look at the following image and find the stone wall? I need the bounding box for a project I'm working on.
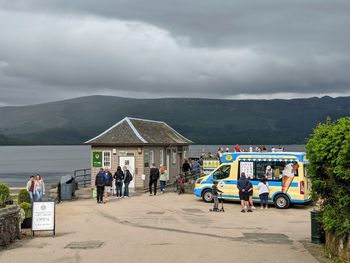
[326,232,350,262]
[0,205,20,247]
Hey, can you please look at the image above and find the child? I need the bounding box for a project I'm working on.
[257,178,269,209]
[177,174,185,195]
[212,181,223,211]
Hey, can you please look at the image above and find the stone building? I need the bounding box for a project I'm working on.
[85,117,193,191]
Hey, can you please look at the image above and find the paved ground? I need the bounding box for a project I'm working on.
[0,192,321,263]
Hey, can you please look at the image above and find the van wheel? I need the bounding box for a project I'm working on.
[274,194,290,209]
[202,189,213,203]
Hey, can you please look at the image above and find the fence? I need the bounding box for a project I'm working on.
[74,168,91,188]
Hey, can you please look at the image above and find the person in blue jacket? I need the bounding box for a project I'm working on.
[237,172,253,213]
[95,168,106,204]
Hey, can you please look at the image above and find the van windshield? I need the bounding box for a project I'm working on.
[213,165,231,180]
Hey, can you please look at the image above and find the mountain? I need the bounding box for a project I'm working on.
[0,95,349,145]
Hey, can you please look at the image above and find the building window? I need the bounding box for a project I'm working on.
[103,151,111,169]
[144,149,149,168]
[183,150,187,160]
[150,150,154,165]
[172,149,177,165]
[160,150,164,166]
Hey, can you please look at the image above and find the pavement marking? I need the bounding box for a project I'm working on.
[147,211,165,215]
[65,241,104,249]
[242,233,292,244]
[182,208,204,213]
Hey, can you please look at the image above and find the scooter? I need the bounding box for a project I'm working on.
[209,194,225,212]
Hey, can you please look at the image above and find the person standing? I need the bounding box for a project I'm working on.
[237,173,251,213]
[247,177,255,210]
[95,168,106,203]
[104,169,113,202]
[26,175,35,203]
[34,174,45,202]
[212,181,223,211]
[257,178,269,209]
[149,163,160,196]
[177,174,185,195]
[217,148,223,163]
[191,160,201,181]
[123,166,133,198]
[113,166,124,198]
[159,165,168,193]
[182,160,191,176]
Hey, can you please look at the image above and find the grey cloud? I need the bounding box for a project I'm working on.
[0,0,350,105]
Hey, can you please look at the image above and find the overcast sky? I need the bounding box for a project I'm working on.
[0,0,349,106]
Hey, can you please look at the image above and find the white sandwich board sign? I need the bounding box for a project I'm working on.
[32,201,55,236]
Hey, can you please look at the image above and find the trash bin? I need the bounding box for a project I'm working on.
[311,209,325,244]
[60,175,75,200]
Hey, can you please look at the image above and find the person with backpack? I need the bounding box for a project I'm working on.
[95,168,106,204]
[123,166,133,198]
[113,166,124,198]
[149,163,160,196]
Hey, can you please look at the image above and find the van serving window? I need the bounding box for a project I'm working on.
[238,160,299,181]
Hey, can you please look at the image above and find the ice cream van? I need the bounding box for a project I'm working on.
[193,152,311,209]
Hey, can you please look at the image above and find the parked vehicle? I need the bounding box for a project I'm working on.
[193,152,311,209]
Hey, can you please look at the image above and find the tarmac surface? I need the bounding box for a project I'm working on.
[0,192,321,263]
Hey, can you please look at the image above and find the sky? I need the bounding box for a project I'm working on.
[0,0,350,106]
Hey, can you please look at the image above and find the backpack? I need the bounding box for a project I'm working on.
[96,173,105,187]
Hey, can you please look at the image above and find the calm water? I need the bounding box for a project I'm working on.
[0,146,90,188]
[0,144,304,187]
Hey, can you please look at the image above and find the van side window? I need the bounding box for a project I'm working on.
[213,165,231,180]
[239,161,299,181]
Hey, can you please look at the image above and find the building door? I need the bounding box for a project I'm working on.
[166,152,171,181]
[119,156,135,188]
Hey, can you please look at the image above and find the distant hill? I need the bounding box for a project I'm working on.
[0,95,349,145]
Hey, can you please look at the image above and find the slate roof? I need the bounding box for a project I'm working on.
[85,117,193,145]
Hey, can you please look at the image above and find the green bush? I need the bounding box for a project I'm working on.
[19,202,32,219]
[18,189,31,204]
[0,183,12,208]
[306,117,350,236]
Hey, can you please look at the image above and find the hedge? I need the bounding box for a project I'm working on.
[306,117,350,236]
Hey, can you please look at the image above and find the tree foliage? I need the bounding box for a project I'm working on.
[306,117,350,236]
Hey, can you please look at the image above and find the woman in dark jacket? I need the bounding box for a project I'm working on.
[123,166,133,198]
[113,166,124,198]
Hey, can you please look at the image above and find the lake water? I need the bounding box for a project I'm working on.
[0,146,90,188]
[0,144,304,188]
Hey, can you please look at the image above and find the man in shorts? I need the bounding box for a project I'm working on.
[237,172,253,213]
